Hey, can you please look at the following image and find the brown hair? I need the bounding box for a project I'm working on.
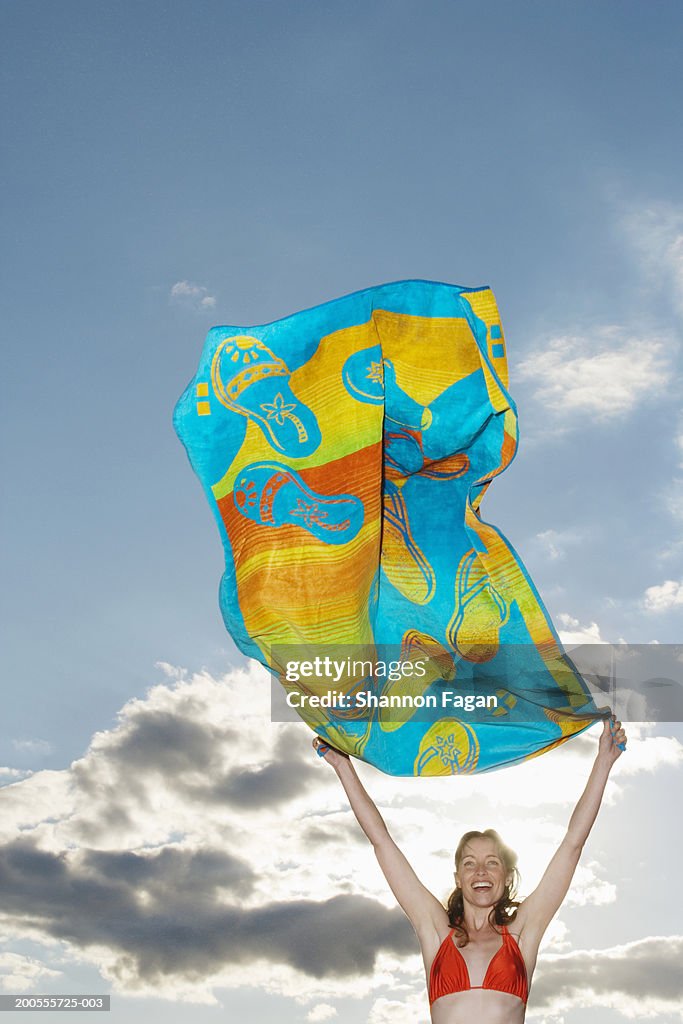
[445,829,520,946]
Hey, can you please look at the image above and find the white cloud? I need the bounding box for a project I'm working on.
[541,918,570,953]
[534,529,582,563]
[665,478,683,522]
[306,1003,338,1021]
[233,953,421,1006]
[0,767,32,784]
[620,201,683,319]
[0,952,62,993]
[12,738,52,756]
[643,579,683,612]
[0,769,75,843]
[517,327,669,420]
[655,538,683,563]
[556,613,608,645]
[565,861,616,907]
[367,990,427,1024]
[613,731,683,775]
[532,934,683,1020]
[170,280,216,311]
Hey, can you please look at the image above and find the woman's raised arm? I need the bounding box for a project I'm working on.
[516,717,627,946]
[314,740,448,939]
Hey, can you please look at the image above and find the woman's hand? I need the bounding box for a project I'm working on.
[312,736,350,771]
[598,716,627,768]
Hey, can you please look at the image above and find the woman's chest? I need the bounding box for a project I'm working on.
[455,936,504,985]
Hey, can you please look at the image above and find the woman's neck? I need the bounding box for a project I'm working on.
[461,904,498,934]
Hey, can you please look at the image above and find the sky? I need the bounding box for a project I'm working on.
[1,1,682,1022]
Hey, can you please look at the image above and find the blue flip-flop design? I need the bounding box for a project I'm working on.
[211,335,321,456]
[234,461,364,545]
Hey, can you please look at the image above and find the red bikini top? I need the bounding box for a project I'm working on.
[429,925,528,1005]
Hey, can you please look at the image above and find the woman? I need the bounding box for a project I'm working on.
[314,717,626,1023]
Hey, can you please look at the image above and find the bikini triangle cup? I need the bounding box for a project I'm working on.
[429,925,528,1005]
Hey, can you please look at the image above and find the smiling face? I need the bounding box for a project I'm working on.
[455,836,511,908]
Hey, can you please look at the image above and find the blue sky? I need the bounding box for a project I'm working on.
[1,2,682,1022]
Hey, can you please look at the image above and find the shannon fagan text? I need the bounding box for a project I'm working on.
[285,691,499,711]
